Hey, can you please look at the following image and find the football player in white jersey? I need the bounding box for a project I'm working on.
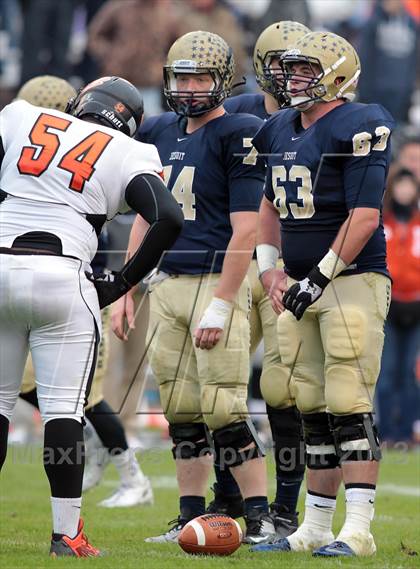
[0,76,183,557]
[16,75,154,509]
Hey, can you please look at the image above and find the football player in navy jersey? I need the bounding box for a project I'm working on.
[211,21,311,537]
[225,21,310,119]
[251,32,394,557]
[112,31,275,545]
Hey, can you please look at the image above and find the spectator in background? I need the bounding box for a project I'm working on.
[180,0,248,81]
[0,0,20,83]
[251,0,311,37]
[377,168,420,444]
[397,136,420,184]
[358,0,418,124]
[72,0,106,85]
[19,0,75,84]
[88,0,182,116]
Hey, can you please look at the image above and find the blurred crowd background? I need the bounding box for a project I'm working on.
[1,0,419,447]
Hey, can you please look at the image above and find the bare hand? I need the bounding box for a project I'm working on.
[194,326,223,350]
[261,268,288,315]
[111,292,136,341]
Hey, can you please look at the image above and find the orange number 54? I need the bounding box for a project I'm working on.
[17,113,113,192]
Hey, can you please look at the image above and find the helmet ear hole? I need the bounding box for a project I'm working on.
[334,76,345,86]
[314,84,327,97]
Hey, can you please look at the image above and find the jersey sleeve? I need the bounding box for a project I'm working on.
[135,115,161,143]
[117,141,164,214]
[136,113,177,144]
[338,105,395,210]
[223,96,242,114]
[224,117,266,213]
[252,120,275,202]
[0,101,25,152]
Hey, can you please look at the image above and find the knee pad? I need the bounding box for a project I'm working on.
[325,364,363,415]
[260,365,294,409]
[301,412,339,470]
[169,422,212,460]
[324,307,375,415]
[330,413,381,462]
[212,419,265,468]
[158,379,202,424]
[201,384,249,432]
[267,405,305,476]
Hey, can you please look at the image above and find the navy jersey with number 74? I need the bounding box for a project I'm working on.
[137,111,265,275]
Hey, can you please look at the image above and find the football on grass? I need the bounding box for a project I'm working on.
[178,514,242,556]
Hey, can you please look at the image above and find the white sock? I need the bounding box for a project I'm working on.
[287,490,336,550]
[51,497,82,538]
[301,491,337,533]
[338,486,376,537]
[111,449,143,485]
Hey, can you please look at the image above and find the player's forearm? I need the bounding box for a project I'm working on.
[214,228,256,303]
[257,196,281,250]
[125,215,150,263]
[255,197,281,277]
[121,175,184,287]
[331,207,379,266]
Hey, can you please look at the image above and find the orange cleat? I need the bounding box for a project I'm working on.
[49,518,102,557]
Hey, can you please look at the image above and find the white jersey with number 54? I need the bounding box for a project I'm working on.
[0,100,162,262]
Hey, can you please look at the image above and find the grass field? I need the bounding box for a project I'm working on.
[1,445,419,568]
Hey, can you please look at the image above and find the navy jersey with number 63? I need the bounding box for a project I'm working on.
[137,111,265,274]
[252,102,395,280]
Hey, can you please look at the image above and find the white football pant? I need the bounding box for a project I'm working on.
[0,254,100,424]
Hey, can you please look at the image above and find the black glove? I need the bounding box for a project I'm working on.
[283,267,330,320]
[85,270,132,309]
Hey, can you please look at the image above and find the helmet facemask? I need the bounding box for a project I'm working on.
[163,60,228,117]
[281,50,360,110]
[253,21,311,107]
[280,54,328,110]
[257,49,290,107]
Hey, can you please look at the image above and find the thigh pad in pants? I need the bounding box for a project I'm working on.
[321,273,391,415]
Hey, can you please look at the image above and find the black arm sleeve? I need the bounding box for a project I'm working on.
[121,173,184,285]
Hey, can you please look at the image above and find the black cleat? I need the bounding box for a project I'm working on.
[243,506,276,544]
[269,503,299,539]
[206,483,244,519]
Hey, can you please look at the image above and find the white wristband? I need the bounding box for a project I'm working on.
[256,244,280,277]
[198,297,233,330]
[317,249,347,280]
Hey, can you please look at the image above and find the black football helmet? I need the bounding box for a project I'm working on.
[66,76,143,137]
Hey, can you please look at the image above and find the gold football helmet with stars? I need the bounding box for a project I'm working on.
[16,75,76,111]
[253,21,310,101]
[163,31,235,117]
[281,31,361,109]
